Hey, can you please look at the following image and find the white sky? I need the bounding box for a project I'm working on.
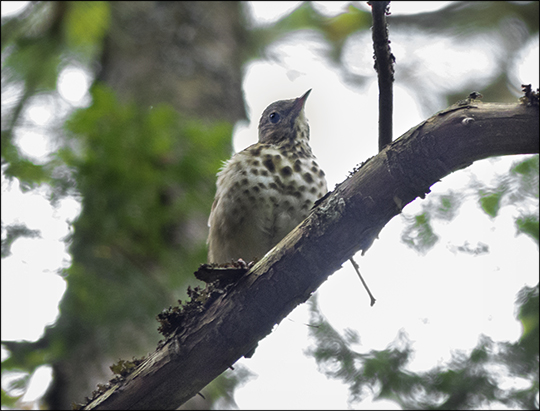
[1,1,539,409]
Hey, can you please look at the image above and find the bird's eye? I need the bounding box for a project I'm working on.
[269,112,280,123]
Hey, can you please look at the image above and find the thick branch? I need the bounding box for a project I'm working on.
[84,102,538,410]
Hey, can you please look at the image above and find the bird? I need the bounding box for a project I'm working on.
[207,89,327,264]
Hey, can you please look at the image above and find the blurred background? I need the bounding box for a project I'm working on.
[1,1,538,409]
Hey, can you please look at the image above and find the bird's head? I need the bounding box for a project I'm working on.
[258,89,311,145]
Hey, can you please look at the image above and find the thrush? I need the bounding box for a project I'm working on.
[207,89,327,263]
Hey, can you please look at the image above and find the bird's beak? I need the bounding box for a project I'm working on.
[292,89,312,116]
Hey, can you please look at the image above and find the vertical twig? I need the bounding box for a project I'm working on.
[369,1,395,151]
[349,1,396,306]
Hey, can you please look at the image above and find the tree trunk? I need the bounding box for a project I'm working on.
[45,2,246,409]
[98,1,246,122]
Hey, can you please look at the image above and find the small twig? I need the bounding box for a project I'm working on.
[349,257,376,306]
[369,0,395,151]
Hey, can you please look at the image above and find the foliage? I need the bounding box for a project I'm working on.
[402,155,539,254]
[1,2,233,403]
[401,211,440,254]
[2,1,236,408]
[2,81,232,406]
[247,2,372,62]
[386,156,539,408]
[1,223,40,258]
[2,78,233,392]
[307,286,539,409]
[63,84,231,266]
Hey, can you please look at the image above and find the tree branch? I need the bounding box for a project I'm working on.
[370,0,395,150]
[83,101,538,410]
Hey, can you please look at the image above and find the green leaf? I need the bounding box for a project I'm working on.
[64,2,111,54]
[433,191,462,221]
[401,212,439,253]
[479,191,502,217]
[515,215,539,245]
[3,158,49,190]
[512,156,539,177]
[4,37,61,91]
[322,4,371,43]
[516,285,539,356]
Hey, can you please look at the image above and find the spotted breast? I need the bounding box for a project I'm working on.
[207,90,327,263]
